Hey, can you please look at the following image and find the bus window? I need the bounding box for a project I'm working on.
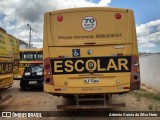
[20,52,23,61]
[37,51,43,61]
[23,52,36,61]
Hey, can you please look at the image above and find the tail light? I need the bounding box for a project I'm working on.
[57,15,63,22]
[130,55,140,90]
[115,13,121,19]
[44,58,53,85]
[44,63,50,69]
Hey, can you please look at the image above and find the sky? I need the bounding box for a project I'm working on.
[0,0,160,52]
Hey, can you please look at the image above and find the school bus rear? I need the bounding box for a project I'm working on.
[43,7,140,95]
[0,28,13,89]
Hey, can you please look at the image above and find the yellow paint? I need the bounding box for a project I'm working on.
[118,58,129,70]
[75,60,84,72]
[0,27,13,89]
[65,60,74,72]
[43,7,139,95]
[97,59,106,71]
[107,59,118,71]
[54,61,63,73]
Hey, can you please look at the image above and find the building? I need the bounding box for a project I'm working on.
[18,39,29,49]
[18,39,36,49]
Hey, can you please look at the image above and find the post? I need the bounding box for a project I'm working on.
[27,24,31,48]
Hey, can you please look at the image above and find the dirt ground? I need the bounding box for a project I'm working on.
[0,80,159,120]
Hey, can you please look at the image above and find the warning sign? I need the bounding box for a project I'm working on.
[82,16,97,31]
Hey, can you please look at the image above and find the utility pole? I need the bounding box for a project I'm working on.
[27,24,31,48]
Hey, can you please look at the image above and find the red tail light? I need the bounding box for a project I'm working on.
[130,55,140,90]
[117,53,123,56]
[57,15,63,22]
[115,13,121,19]
[44,63,50,69]
[58,56,64,58]
[44,58,54,85]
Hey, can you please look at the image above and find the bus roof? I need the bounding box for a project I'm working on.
[0,27,6,34]
[49,7,129,15]
[20,48,43,52]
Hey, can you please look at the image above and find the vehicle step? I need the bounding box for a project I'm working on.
[77,98,104,101]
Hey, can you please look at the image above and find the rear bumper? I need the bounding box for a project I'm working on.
[44,83,131,95]
[20,78,43,87]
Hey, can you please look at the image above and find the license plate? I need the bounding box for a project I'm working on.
[83,78,99,84]
[25,72,30,76]
[29,81,37,84]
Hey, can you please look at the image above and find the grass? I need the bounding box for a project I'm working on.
[131,89,160,110]
[132,89,160,101]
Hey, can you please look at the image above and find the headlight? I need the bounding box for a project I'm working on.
[25,72,30,76]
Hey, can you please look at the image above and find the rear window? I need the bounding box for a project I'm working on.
[25,65,43,73]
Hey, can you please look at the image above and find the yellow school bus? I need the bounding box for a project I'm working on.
[16,48,43,79]
[0,27,13,89]
[43,7,140,108]
[8,34,20,79]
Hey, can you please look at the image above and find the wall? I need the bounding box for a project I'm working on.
[140,54,160,92]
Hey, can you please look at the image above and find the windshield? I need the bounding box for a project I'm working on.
[31,65,43,72]
[25,64,43,73]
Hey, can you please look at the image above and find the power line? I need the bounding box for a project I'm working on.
[32,30,43,42]
[28,27,43,42]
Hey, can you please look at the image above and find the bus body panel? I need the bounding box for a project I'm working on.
[8,34,20,78]
[49,7,132,46]
[0,28,13,89]
[43,7,140,95]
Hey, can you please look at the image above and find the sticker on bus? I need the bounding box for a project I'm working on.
[50,56,131,74]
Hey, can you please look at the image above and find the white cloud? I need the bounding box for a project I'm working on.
[136,19,160,49]
[146,49,151,53]
[0,0,111,48]
[142,42,156,48]
[136,20,160,36]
